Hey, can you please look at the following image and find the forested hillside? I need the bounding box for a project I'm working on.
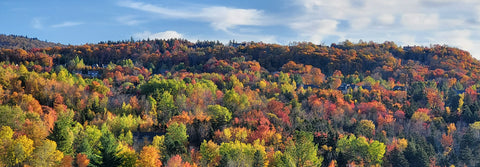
[0,34,63,50]
[0,36,479,166]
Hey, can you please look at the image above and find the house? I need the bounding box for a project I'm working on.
[361,85,372,91]
[338,83,358,94]
[87,71,99,77]
[393,86,406,91]
[299,84,320,89]
[403,46,414,51]
[455,90,465,95]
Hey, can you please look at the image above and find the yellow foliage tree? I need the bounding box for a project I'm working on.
[137,145,162,167]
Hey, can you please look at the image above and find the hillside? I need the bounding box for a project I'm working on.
[0,34,63,50]
[0,37,479,166]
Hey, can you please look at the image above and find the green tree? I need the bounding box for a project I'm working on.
[355,119,375,139]
[219,141,256,166]
[337,134,385,166]
[200,140,220,167]
[285,131,322,167]
[207,104,232,128]
[157,91,178,124]
[165,122,188,156]
[28,139,63,167]
[459,146,473,166]
[387,148,409,167]
[367,140,386,165]
[77,125,102,163]
[0,105,25,130]
[48,111,75,155]
[118,130,134,146]
[253,150,265,167]
[223,89,249,114]
[404,141,429,167]
[93,125,122,167]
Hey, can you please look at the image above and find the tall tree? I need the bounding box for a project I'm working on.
[285,131,322,167]
[165,122,189,156]
[137,145,162,167]
[200,140,220,167]
[28,139,64,167]
[93,125,122,167]
[207,104,232,129]
[48,110,75,155]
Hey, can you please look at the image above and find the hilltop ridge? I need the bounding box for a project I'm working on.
[0,34,63,50]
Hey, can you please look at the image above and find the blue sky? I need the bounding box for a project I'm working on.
[1,0,480,58]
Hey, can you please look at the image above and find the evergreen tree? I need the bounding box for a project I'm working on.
[48,111,75,155]
[388,148,409,167]
[165,122,188,156]
[461,104,474,123]
[93,125,122,167]
[459,146,473,166]
[253,150,265,167]
[404,142,429,167]
[285,131,322,166]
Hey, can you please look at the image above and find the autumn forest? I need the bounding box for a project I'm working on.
[1,34,480,167]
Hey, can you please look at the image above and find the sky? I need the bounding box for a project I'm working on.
[1,0,480,59]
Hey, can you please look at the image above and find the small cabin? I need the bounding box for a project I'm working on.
[393,86,406,91]
[338,83,358,94]
[361,85,372,91]
[299,84,320,89]
[87,71,99,78]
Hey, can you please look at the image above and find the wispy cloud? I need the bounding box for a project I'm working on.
[116,15,145,26]
[289,19,340,43]
[51,21,84,28]
[32,17,43,29]
[401,13,439,30]
[133,31,183,40]
[118,1,266,32]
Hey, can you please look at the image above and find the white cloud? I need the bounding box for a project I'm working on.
[199,7,264,31]
[32,18,43,29]
[290,19,340,43]
[430,30,480,59]
[397,35,418,46]
[377,14,395,25]
[133,31,183,40]
[51,21,84,28]
[350,17,372,30]
[116,15,145,26]
[118,1,265,32]
[118,1,192,18]
[401,13,439,30]
[476,5,480,22]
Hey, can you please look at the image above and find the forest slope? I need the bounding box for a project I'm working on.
[0,37,479,166]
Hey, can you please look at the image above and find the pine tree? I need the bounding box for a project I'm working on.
[48,112,75,155]
[459,145,473,166]
[388,148,409,167]
[165,122,188,155]
[461,104,474,123]
[253,150,265,167]
[93,126,122,167]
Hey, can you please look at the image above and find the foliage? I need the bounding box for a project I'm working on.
[1,37,480,166]
[285,131,322,167]
[165,122,189,155]
[137,145,162,167]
